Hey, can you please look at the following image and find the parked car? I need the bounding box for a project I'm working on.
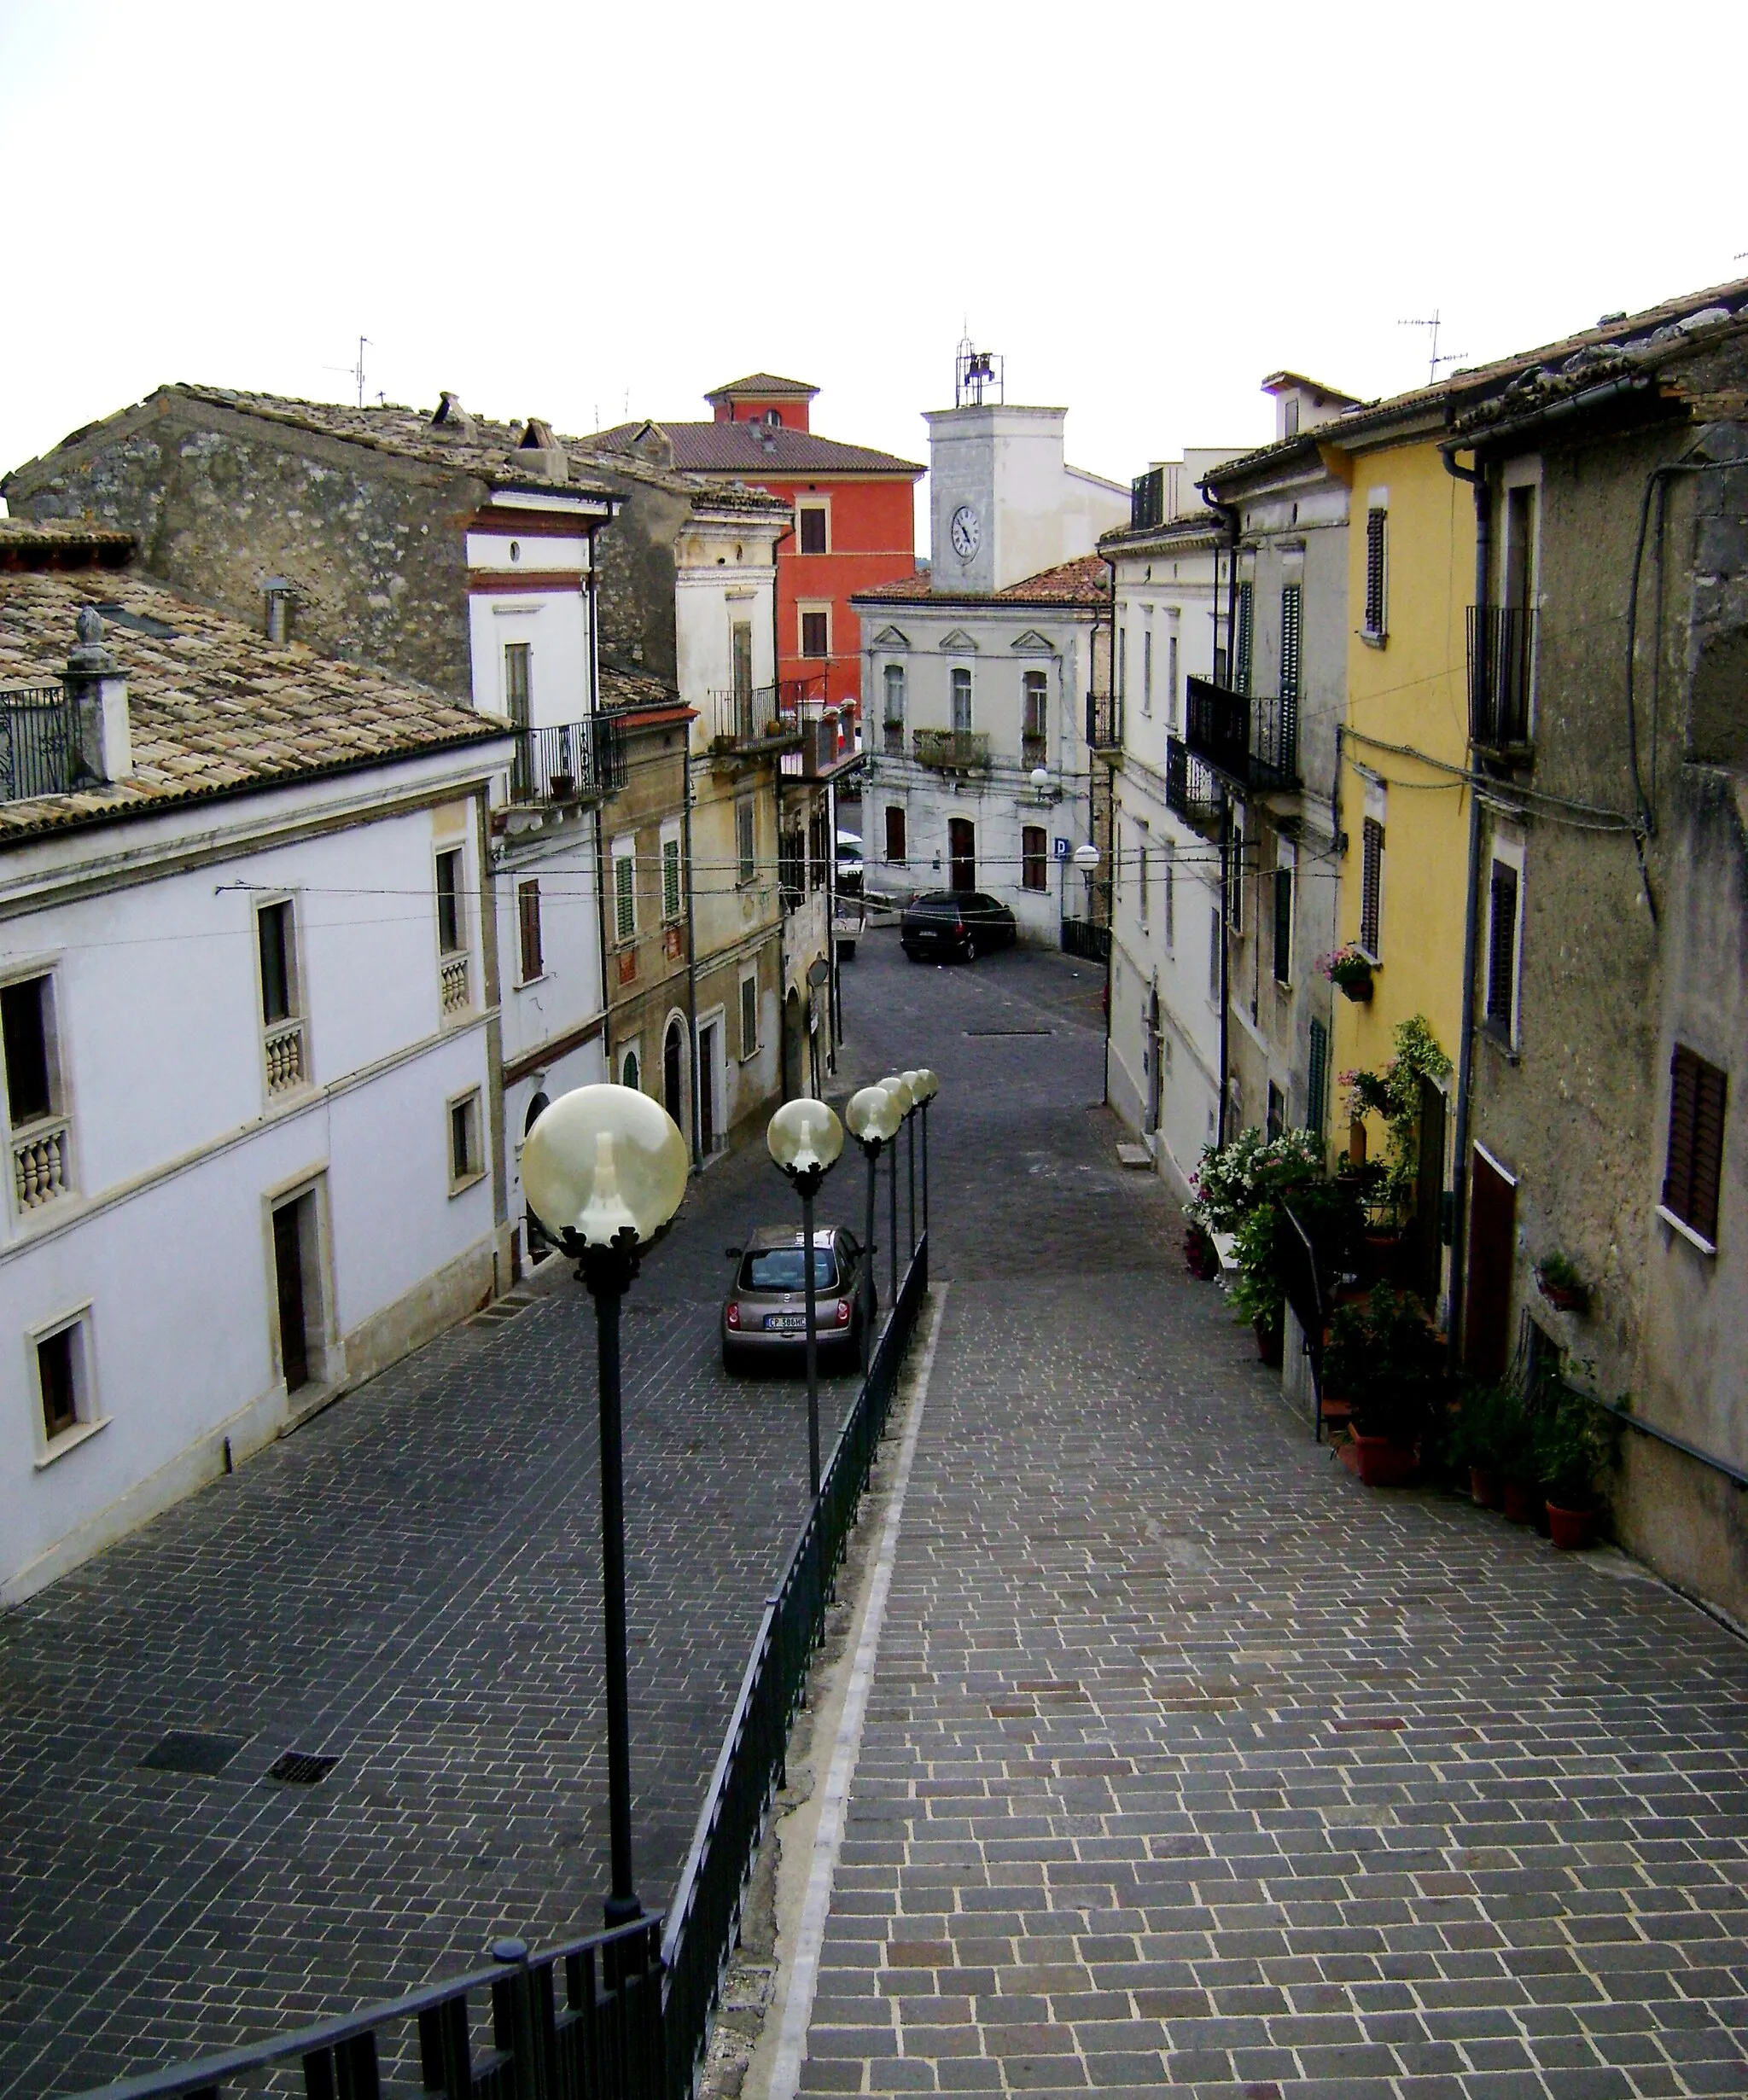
[836,829,863,896]
[721,1225,867,1372]
[900,889,1017,963]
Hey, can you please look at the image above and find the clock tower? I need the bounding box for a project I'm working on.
[925,384,1078,595]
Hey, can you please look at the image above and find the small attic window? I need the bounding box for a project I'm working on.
[763,410,781,427]
[1285,397,1301,437]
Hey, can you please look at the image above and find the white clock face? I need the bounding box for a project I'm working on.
[949,505,982,561]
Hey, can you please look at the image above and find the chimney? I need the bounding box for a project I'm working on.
[263,576,296,643]
[431,391,479,444]
[516,418,569,485]
[62,606,131,783]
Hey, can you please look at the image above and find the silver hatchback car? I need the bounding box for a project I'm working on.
[720,1225,867,1374]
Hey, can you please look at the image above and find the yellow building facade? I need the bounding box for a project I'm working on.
[1327,398,1475,1318]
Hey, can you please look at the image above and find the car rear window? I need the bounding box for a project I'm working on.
[911,896,960,919]
[742,1248,839,1291]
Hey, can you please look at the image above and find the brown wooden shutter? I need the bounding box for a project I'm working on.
[517,880,542,982]
[1365,510,1387,634]
[1486,862,1518,1033]
[1360,818,1384,957]
[1664,1044,1728,1242]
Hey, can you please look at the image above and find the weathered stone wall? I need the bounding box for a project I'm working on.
[583,468,689,688]
[6,394,481,700]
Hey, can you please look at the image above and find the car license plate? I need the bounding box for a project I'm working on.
[763,1313,807,1331]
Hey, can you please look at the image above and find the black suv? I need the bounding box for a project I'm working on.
[900,890,1018,963]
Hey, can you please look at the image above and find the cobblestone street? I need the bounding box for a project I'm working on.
[790,941,1748,2100]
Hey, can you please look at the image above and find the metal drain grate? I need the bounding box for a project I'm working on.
[268,1749,339,1785]
[139,1730,247,1776]
[467,1293,537,1331]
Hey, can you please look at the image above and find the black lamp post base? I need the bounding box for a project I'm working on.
[603,1892,644,1928]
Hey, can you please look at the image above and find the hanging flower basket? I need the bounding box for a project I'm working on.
[1320,945,1374,1002]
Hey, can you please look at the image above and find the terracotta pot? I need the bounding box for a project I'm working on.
[1470,1466,1500,1510]
[1255,1317,1285,1368]
[1337,974,1373,1003]
[1502,1476,1541,1525]
[1547,1503,1598,1550]
[1351,1432,1417,1487]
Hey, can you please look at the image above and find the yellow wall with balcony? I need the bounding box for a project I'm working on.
[1330,423,1474,1136]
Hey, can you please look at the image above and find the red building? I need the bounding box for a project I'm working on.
[590,374,923,721]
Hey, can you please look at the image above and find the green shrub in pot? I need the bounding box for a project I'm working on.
[1323,1283,1443,1444]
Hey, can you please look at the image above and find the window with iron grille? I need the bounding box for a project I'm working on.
[739,971,760,1059]
[1022,825,1047,892]
[1360,817,1384,957]
[798,505,828,556]
[1234,581,1254,695]
[661,827,683,923]
[1485,859,1519,1041]
[807,809,828,892]
[884,805,906,866]
[800,608,829,657]
[1306,1016,1330,1135]
[1273,862,1292,984]
[737,799,756,887]
[1662,1044,1728,1247]
[613,840,636,943]
[517,880,543,982]
[1279,583,1302,707]
[1364,509,1388,638]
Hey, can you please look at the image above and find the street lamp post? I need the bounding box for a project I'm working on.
[846,1083,902,1368]
[900,1069,924,1255]
[521,1084,689,1929]
[877,1073,915,1305]
[911,1068,939,1238]
[766,1097,845,1498]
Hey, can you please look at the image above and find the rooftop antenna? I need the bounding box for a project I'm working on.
[954,334,1003,407]
[323,335,372,408]
[1398,310,1465,387]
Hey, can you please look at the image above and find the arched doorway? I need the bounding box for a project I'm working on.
[664,1018,685,1127]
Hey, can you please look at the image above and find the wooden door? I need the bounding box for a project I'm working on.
[663,1021,685,1126]
[698,1024,716,1153]
[1413,1077,1447,1310]
[948,817,976,893]
[1464,1145,1517,1380]
[272,1197,310,1392]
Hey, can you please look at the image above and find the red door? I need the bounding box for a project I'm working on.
[1463,1146,1517,1380]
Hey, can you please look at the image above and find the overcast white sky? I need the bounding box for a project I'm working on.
[3,0,1745,555]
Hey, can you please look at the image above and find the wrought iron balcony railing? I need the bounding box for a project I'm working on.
[508,714,626,804]
[711,684,800,755]
[1184,675,1299,794]
[1086,693,1123,752]
[779,684,859,782]
[1167,736,1225,829]
[912,728,991,772]
[1467,604,1535,749]
[0,684,75,804]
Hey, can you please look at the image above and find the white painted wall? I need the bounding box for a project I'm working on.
[0,748,507,1603]
[924,405,1127,593]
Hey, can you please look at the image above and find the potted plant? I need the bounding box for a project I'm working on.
[1325,1283,1443,1486]
[547,770,575,800]
[1535,1252,1590,1316]
[1320,945,1374,1003]
[1453,1382,1524,1509]
[1184,1223,1220,1281]
[1229,1204,1286,1364]
[1532,1387,1611,1548]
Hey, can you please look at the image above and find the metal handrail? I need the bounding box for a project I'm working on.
[1582,1388,1748,1494]
[0,683,76,803]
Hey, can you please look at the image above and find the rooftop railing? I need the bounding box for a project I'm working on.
[1467,604,1536,750]
[1184,675,1299,794]
[0,684,75,803]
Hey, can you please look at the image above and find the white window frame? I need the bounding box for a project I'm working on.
[738,968,760,1062]
[736,798,757,888]
[2,957,75,1222]
[434,842,473,1021]
[612,833,638,945]
[797,601,831,659]
[619,1041,642,1093]
[950,665,973,733]
[516,877,545,987]
[28,1301,105,1466]
[447,1086,486,1195]
[254,893,312,1098]
[660,818,684,925]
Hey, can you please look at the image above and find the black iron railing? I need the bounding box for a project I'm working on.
[0,684,75,803]
[711,685,796,753]
[663,1233,929,2096]
[1185,675,1299,794]
[71,1235,934,2100]
[510,715,627,804]
[1130,466,1165,532]
[77,1917,666,2100]
[1166,736,1224,829]
[1061,917,1110,963]
[1467,604,1535,749]
[1085,693,1122,752]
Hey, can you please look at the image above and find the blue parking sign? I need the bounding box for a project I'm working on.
[1052,836,1071,860]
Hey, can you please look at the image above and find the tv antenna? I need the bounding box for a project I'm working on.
[1398,310,1466,387]
[323,335,373,408]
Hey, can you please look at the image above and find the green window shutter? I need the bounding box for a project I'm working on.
[1273,864,1293,984]
[1307,1018,1330,1135]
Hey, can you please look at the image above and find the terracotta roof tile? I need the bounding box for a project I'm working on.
[704,373,819,400]
[585,420,923,478]
[857,553,1110,609]
[0,571,504,841]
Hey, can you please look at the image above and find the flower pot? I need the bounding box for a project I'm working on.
[1255,1316,1285,1368]
[1502,1476,1541,1525]
[1537,1278,1588,1315]
[1337,974,1373,1003]
[1547,1502,1598,1550]
[1351,1432,1417,1487]
[1470,1466,1501,1510]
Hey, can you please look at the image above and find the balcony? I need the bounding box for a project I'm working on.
[11,1115,72,1213]
[508,715,626,806]
[1166,737,1225,831]
[1022,732,1047,771]
[780,685,859,782]
[881,718,905,757]
[1184,675,1299,794]
[440,954,471,1018]
[710,684,801,759]
[264,1019,307,1097]
[0,685,75,804]
[912,728,991,773]
[1468,605,1535,751]
[1086,693,1123,753]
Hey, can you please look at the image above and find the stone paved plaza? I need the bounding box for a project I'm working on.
[792,945,1748,2100]
[6,928,1748,2100]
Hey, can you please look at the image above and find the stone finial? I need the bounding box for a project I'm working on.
[67,603,119,676]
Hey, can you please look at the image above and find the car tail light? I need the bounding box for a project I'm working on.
[726,1301,741,1329]
[834,1298,852,1325]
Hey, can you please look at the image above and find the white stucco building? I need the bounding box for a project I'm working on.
[0,527,513,1603]
[854,379,1127,938]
